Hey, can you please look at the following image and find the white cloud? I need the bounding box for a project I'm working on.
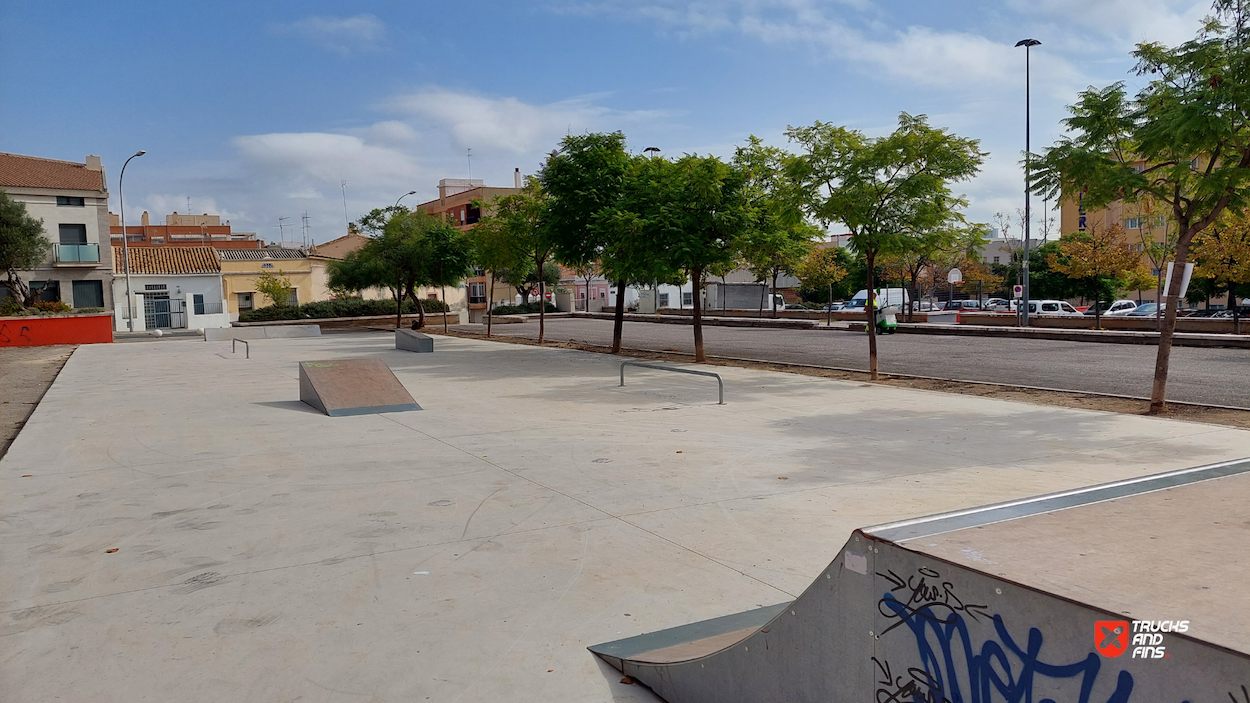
[1006,0,1209,48]
[276,14,385,55]
[137,195,246,224]
[386,89,668,154]
[232,131,421,188]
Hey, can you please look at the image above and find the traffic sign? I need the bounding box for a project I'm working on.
[1013,284,1023,298]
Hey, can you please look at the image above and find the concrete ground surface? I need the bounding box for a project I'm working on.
[0,345,73,459]
[454,317,1250,408]
[4,331,1250,702]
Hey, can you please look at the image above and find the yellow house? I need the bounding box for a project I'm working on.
[219,248,313,319]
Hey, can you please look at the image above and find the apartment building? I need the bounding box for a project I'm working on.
[0,152,114,310]
[110,211,261,249]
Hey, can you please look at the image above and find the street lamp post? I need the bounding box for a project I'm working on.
[118,150,146,332]
[394,190,417,209]
[1016,38,1040,327]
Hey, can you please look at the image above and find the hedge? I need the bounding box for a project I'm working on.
[487,302,557,315]
[239,297,448,322]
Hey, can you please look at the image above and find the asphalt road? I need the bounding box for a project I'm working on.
[453,317,1250,408]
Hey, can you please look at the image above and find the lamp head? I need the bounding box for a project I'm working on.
[406,190,416,196]
[134,150,147,156]
[1015,39,1041,48]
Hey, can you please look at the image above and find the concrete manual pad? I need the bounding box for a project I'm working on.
[299,358,420,415]
[396,328,434,352]
[4,332,1250,702]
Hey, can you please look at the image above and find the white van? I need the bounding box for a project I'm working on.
[846,288,909,311]
[1027,300,1083,316]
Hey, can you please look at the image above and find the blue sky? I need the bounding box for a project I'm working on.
[0,0,1213,245]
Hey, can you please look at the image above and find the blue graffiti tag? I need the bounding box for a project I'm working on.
[879,593,1134,703]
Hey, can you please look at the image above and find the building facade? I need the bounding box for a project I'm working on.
[111,246,229,331]
[110,211,261,250]
[0,153,114,310]
[218,248,312,319]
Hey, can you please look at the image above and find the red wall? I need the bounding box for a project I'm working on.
[0,313,113,347]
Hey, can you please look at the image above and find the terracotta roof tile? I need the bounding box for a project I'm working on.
[0,153,106,192]
[113,246,221,275]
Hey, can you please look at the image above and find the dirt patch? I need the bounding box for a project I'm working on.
[432,329,1250,430]
[0,346,74,460]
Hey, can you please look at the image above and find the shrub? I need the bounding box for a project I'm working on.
[238,296,449,323]
[0,296,22,316]
[487,301,557,315]
[33,300,72,314]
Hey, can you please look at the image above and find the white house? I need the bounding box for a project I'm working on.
[0,152,114,310]
[111,246,230,331]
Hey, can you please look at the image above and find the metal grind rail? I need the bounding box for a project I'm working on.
[619,361,724,404]
[233,338,250,358]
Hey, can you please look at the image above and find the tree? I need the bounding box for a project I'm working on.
[733,136,817,318]
[620,154,752,362]
[477,179,555,342]
[1031,0,1250,412]
[469,205,530,337]
[425,225,475,333]
[788,113,985,379]
[0,189,49,306]
[793,246,849,326]
[541,132,633,352]
[1048,224,1142,328]
[1193,215,1250,332]
[253,270,295,308]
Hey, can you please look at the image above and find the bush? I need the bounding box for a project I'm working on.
[33,300,72,314]
[238,296,448,323]
[487,301,557,315]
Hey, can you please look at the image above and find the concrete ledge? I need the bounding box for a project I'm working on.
[395,329,434,353]
[205,324,321,341]
[574,311,819,330]
[234,313,456,330]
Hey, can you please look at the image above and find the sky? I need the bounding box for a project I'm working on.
[0,0,1216,246]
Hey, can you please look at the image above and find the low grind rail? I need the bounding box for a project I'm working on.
[619,361,724,405]
[233,338,250,359]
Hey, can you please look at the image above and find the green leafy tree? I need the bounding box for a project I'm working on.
[425,225,475,333]
[475,179,556,341]
[0,189,49,306]
[787,113,985,378]
[1193,214,1250,332]
[469,204,530,337]
[1030,0,1250,412]
[623,154,752,362]
[734,136,818,318]
[541,132,633,352]
[793,246,849,326]
[253,270,295,308]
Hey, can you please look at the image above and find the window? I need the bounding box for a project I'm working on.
[427,293,438,299]
[1124,218,1141,229]
[56,196,85,207]
[237,292,254,312]
[71,280,104,308]
[286,290,299,307]
[468,282,486,304]
[1152,216,1166,228]
[466,205,481,225]
[31,280,60,303]
[658,293,670,307]
[472,267,485,277]
[193,293,205,315]
[1132,164,1145,173]
[682,292,693,306]
[1041,302,1060,312]
[58,224,88,245]
[992,256,1001,264]
[144,284,167,291]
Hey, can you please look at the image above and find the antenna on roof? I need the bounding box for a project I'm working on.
[467,148,472,181]
[186,196,191,217]
[301,211,310,249]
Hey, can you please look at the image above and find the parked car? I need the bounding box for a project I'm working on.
[784,303,808,310]
[1126,303,1166,316]
[822,302,847,312]
[1085,299,1138,316]
[984,298,1009,311]
[1026,300,1084,316]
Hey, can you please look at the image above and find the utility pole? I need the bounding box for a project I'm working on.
[341,181,349,232]
[1016,38,1041,327]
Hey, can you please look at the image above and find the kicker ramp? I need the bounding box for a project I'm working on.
[298,359,420,416]
[591,458,1250,702]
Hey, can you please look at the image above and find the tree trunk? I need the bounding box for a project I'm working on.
[827,282,832,328]
[537,256,546,344]
[1232,283,1240,336]
[442,285,448,333]
[487,270,495,337]
[758,280,765,319]
[612,278,626,353]
[865,250,878,380]
[771,270,779,318]
[1093,283,1102,330]
[1149,236,1192,414]
[692,267,706,362]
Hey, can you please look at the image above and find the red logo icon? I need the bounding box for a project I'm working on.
[1095,620,1129,658]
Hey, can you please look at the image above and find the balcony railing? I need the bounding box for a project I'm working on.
[54,243,101,263]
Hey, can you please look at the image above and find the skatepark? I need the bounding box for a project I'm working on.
[3,331,1249,701]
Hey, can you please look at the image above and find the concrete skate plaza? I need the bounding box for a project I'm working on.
[4,332,1250,702]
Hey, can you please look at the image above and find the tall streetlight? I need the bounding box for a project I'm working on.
[118,150,146,332]
[394,190,417,208]
[1016,38,1041,327]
